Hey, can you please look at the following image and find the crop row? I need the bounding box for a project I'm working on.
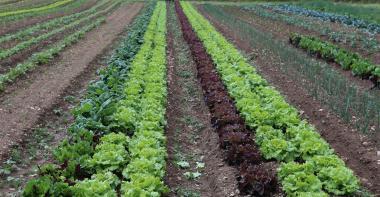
[0,0,119,60]
[264,4,380,34]
[0,0,74,17]
[240,5,379,53]
[0,0,110,45]
[180,2,360,196]
[290,33,380,87]
[22,2,158,196]
[115,2,168,195]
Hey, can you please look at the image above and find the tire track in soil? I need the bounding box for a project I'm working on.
[0,2,144,163]
[165,2,238,196]
[197,5,380,195]
[174,1,281,196]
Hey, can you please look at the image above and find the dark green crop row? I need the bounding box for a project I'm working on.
[290,33,380,86]
[22,2,157,196]
[181,2,360,196]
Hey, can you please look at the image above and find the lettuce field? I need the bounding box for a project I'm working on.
[0,0,379,196]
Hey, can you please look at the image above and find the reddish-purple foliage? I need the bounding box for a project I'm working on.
[238,164,278,196]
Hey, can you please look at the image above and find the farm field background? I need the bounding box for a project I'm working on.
[0,0,379,196]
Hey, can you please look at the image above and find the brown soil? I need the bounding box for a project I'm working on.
[165,2,239,196]
[0,0,97,36]
[0,2,116,75]
[222,6,378,90]
[198,6,380,195]
[0,2,144,163]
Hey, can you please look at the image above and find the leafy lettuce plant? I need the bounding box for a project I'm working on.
[73,172,120,197]
[84,126,130,175]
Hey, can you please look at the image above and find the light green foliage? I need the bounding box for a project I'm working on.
[116,2,169,195]
[86,133,129,172]
[73,172,119,197]
[290,33,380,80]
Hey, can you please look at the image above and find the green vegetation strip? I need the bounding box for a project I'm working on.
[0,0,73,17]
[0,0,110,45]
[22,2,169,196]
[181,2,360,196]
[290,33,380,85]
[116,2,168,195]
[0,0,119,60]
[0,17,105,91]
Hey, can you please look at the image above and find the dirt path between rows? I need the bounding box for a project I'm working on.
[0,2,143,162]
[197,6,380,195]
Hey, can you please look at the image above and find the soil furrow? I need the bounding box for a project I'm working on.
[0,2,144,163]
[174,1,281,196]
[197,5,380,194]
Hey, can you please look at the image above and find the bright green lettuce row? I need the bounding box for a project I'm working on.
[291,33,379,79]
[112,2,168,196]
[181,2,360,195]
[85,133,130,173]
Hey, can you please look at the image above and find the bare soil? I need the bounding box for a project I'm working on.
[0,2,144,163]
[165,2,239,196]
[0,0,97,36]
[198,5,380,195]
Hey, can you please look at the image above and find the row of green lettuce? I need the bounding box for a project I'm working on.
[115,1,168,195]
[290,33,380,83]
[22,2,166,196]
[180,2,360,196]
